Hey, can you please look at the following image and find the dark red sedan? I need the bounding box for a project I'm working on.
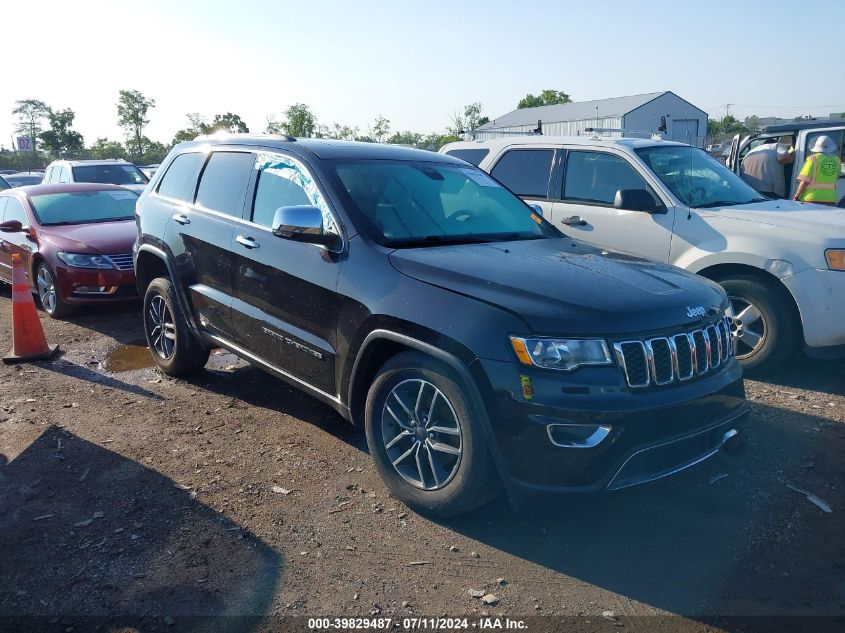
[0,183,138,317]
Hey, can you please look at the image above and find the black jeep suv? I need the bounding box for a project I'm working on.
[134,134,749,517]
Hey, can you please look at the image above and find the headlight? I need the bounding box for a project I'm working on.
[57,252,115,269]
[826,249,845,271]
[510,336,611,371]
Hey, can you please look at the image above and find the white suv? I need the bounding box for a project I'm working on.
[442,136,845,372]
[42,159,149,194]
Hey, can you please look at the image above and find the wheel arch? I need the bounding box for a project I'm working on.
[697,262,803,336]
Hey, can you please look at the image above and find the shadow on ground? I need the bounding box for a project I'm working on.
[0,427,282,632]
[444,402,844,627]
[749,354,845,397]
[191,361,367,453]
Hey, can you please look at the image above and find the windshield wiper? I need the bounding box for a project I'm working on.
[694,200,757,209]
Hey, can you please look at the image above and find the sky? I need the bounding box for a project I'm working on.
[2,0,844,148]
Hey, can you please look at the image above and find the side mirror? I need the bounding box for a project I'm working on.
[271,206,340,249]
[614,189,662,213]
[0,220,23,233]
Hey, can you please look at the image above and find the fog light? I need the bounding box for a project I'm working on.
[547,423,611,448]
[75,286,109,294]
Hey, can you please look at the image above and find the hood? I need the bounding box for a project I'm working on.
[698,199,845,236]
[389,238,727,335]
[40,219,137,254]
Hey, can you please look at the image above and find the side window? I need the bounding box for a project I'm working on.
[563,151,651,206]
[252,152,338,234]
[490,149,554,198]
[4,198,29,225]
[445,149,490,167]
[157,152,206,202]
[806,130,845,175]
[57,165,70,184]
[43,166,54,183]
[195,152,255,216]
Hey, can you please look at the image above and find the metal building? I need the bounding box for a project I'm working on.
[475,91,709,147]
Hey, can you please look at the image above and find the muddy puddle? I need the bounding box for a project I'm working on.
[104,340,154,372]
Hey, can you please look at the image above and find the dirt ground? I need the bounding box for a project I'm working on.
[0,288,843,633]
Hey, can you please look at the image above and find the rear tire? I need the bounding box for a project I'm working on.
[143,277,209,377]
[718,274,798,374]
[364,351,499,518]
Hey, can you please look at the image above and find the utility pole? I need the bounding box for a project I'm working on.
[725,103,733,119]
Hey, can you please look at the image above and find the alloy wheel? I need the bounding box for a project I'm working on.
[730,295,767,360]
[147,294,176,360]
[36,266,57,315]
[381,378,462,491]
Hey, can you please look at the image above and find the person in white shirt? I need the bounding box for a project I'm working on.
[740,142,794,198]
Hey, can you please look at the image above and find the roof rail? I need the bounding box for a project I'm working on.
[461,120,543,140]
[193,132,296,143]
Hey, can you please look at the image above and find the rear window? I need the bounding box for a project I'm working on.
[72,164,148,185]
[195,152,255,216]
[490,149,554,198]
[157,153,205,202]
[28,189,137,225]
[445,148,490,166]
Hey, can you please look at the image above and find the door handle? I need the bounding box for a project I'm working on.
[561,215,588,226]
[173,213,191,225]
[235,235,260,249]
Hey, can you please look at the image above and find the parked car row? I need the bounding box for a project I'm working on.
[0,130,841,517]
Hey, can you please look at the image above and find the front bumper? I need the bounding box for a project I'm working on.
[782,268,845,350]
[54,266,138,304]
[472,357,749,498]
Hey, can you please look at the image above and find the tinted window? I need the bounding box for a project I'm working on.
[72,164,147,185]
[445,149,490,167]
[252,168,312,227]
[195,152,255,216]
[157,152,205,202]
[4,198,29,225]
[564,151,650,205]
[490,149,554,198]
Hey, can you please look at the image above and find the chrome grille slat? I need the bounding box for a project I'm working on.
[616,318,735,389]
[105,253,134,271]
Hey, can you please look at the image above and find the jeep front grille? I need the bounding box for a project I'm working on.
[614,317,734,389]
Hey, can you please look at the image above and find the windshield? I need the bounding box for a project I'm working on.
[332,160,557,245]
[28,189,138,225]
[6,175,43,187]
[72,164,149,186]
[0,176,9,190]
[635,145,766,208]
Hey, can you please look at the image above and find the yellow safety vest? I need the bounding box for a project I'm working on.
[798,153,841,203]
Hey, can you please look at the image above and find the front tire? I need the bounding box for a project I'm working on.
[718,274,798,374]
[364,351,498,517]
[35,262,73,318]
[143,277,209,377]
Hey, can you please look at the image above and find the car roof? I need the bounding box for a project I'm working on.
[1,183,135,196]
[441,135,689,153]
[51,159,136,166]
[174,134,467,165]
[760,118,845,133]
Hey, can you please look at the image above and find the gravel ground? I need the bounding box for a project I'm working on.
[0,289,843,632]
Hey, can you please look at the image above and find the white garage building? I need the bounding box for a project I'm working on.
[474,91,708,147]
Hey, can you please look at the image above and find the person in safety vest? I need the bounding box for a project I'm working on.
[793,135,841,206]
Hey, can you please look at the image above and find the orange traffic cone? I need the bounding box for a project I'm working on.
[3,254,59,364]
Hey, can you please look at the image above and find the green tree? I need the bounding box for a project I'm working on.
[419,133,459,151]
[12,99,50,150]
[388,131,424,146]
[206,112,249,134]
[463,102,484,131]
[281,103,317,137]
[38,108,84,156]
[517,89,571,109]
[89,138,128,160]
[117,89,156,158]
[477,116,490,127]
[369,116,391,143]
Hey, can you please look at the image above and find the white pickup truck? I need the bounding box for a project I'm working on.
[441,136,845,372]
